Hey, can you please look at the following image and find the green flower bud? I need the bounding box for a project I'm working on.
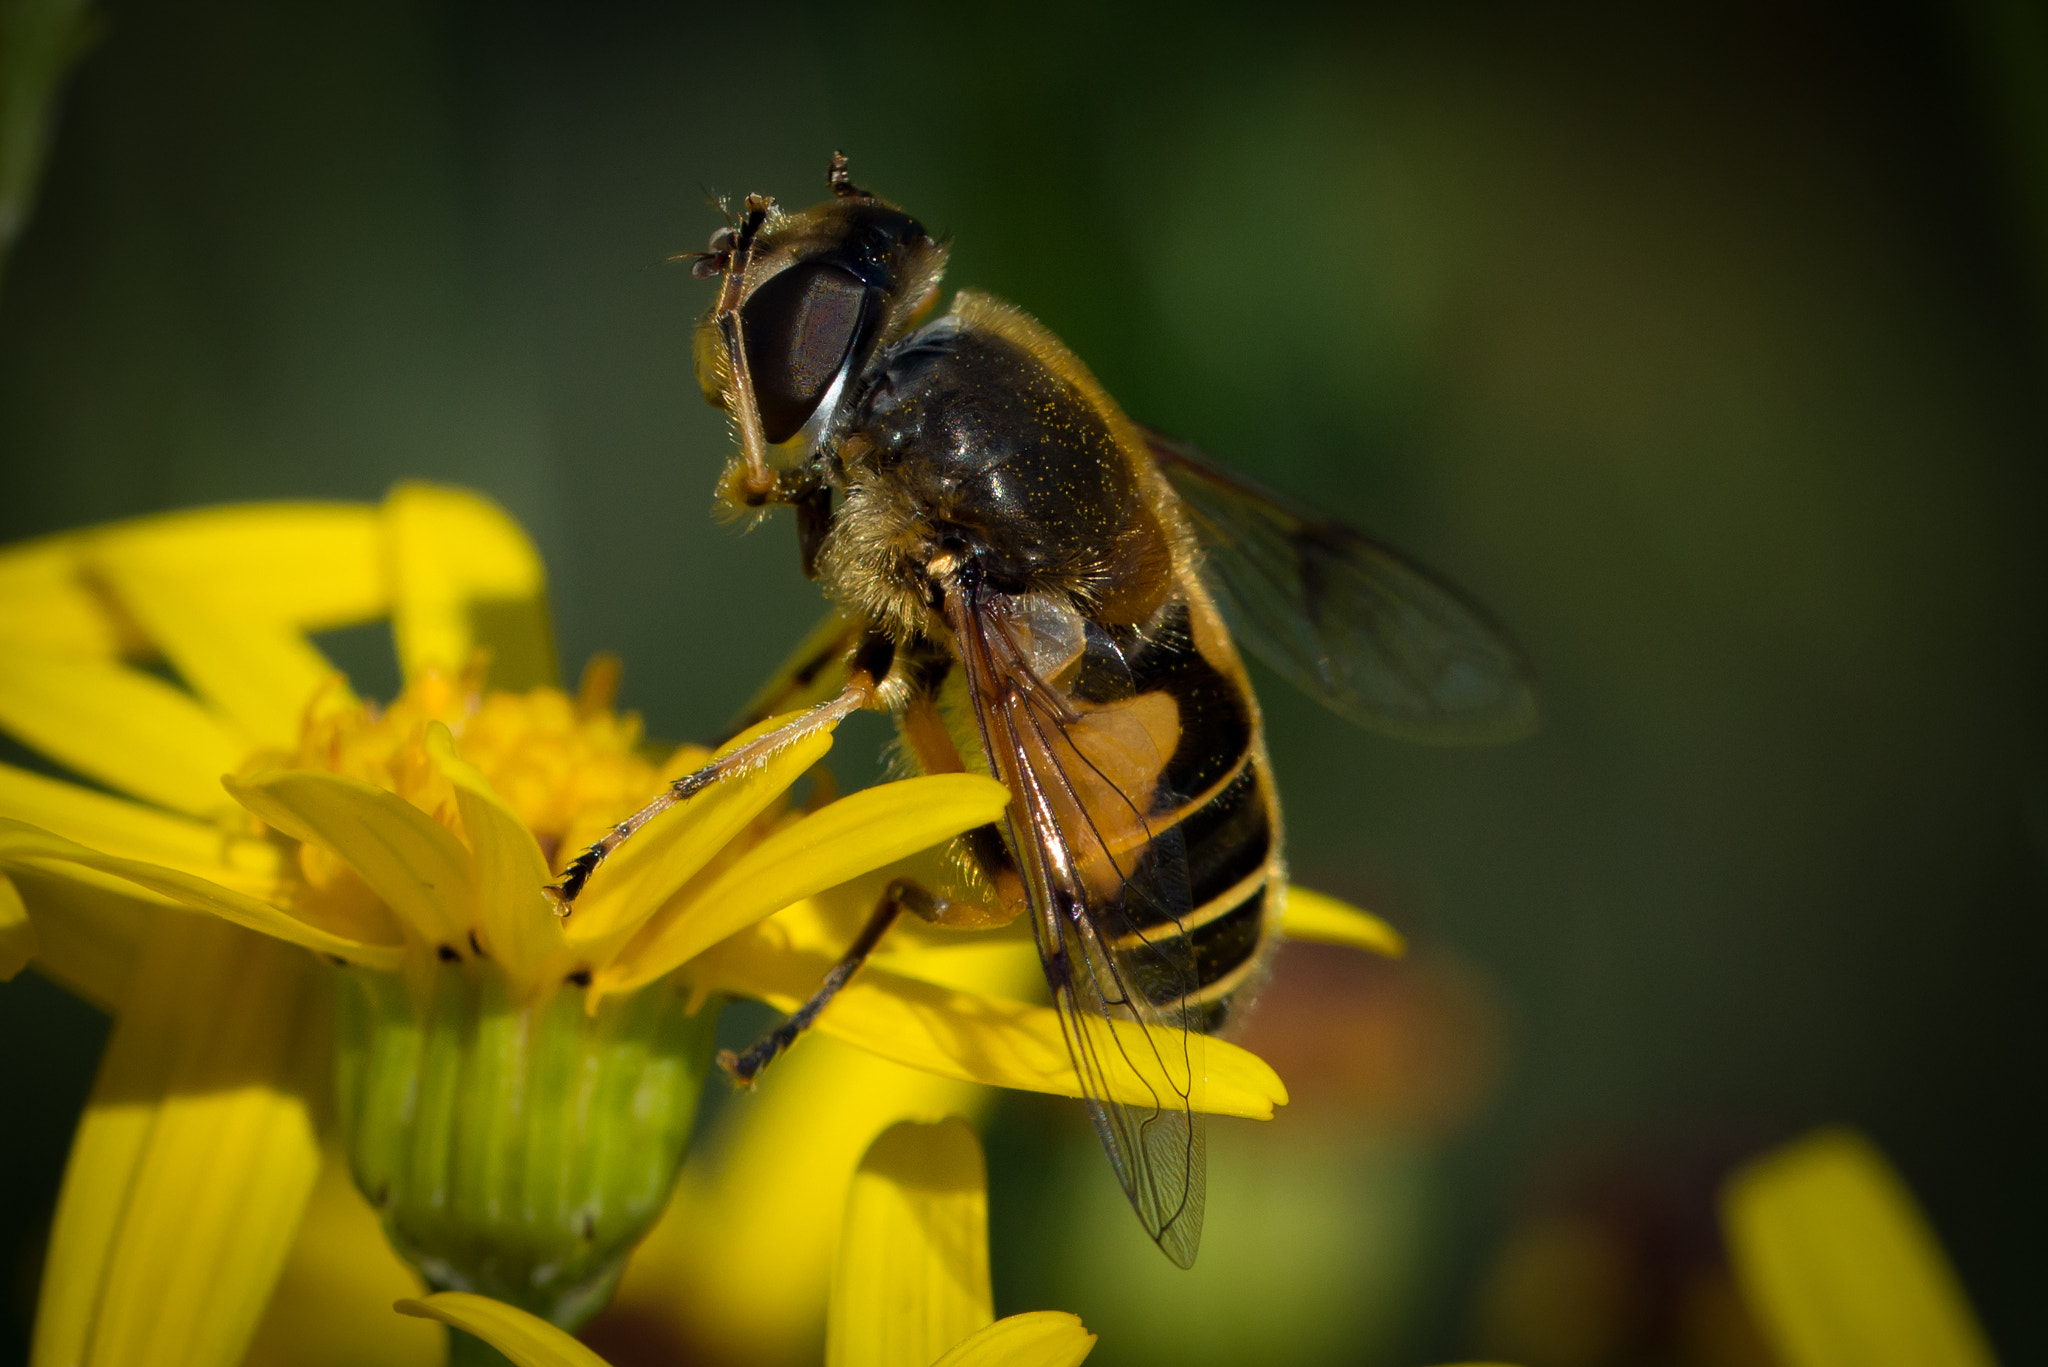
[333,963,717,1335]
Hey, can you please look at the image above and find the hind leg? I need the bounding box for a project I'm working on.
[718,877,934,1084]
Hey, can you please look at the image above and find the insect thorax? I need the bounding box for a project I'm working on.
[816,307,1175,643]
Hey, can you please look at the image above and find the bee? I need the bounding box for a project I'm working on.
[552,154,1536,1266]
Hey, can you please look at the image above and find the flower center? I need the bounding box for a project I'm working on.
[229,660,701,945]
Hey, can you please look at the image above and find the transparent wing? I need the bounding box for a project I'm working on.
[1144,429,1538,744]
[944,586,1208,1267]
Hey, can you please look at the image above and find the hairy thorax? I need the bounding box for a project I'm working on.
[816,311,1175,644]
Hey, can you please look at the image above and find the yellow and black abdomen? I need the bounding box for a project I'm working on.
[901,594,1282,1036]
[1108,598,1283,1035]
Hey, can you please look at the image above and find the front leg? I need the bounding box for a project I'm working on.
[546,680,863,907]
[549,631,901,910]
[713,193,782,504]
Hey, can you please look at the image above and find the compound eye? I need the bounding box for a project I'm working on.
[741,262,871,444]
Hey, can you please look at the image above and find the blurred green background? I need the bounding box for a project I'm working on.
[2,1,2044,1364]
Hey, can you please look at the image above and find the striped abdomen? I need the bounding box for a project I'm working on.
[1110,598,1282,1035]
[908,594,1282,1036]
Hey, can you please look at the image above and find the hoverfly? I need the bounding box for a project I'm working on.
[552,154,1535,1267]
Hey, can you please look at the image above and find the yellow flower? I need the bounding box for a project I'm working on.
[398,1121,1511,1367]
[0,485,1340,1365]
[397,1119,1100,1367]
[1722,1128,2001,1367]
[594,888,1401,1366]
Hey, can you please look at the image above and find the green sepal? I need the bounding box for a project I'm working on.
[333,962,717,1330]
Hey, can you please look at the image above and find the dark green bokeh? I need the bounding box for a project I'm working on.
[2,1,2043,1363]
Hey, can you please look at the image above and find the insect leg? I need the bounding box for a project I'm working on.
[793,482,835,579]
[717,877,938,1084]
[547,669,877,909]
[713,193,781,504]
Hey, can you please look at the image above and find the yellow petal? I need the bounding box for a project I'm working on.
[930,1312,1097,1367]
[32,917,325,1367]
[386,484,556,690]
[242,1150,440,1367]
[829,1119,992,1367]
[0,817,406,970]
[731,606,858,720]
[85,503,386,631]
[599,894,1034,1363]
[877,936,1045,996]
[88,554,341,750]
[0,534,135,657]
[1280,886,1406,958]
[2,864,154,1010]
[0,760,280,892]
[600,774,1009,998]
[604,1034,985,1367]
[0,651,247,815]
[704,936,1288,1119]
[767,878,1042,993]
[424,722,563,989]
[224,768,467,949]
[1722,1128,1997,1367]
[0,871,37,979]
[566,712,836,952]
[0,505,383,661]
[395,1292,612,1367]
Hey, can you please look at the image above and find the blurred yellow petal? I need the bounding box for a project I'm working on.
[224,769,465,949]
[424,722,563,990]
[828,1119,992,1367]
[386,485,556,690]
[0,535,135,657]
[0,871,36,979]
[731,606,857,720]
[929,1312,1097,1367]
[396,1293,611,1367]
[603,1034,984,1367]
[1723,1128,1997,1367]
[3,864,154,1010]
[0,652,246,815]
[0,506,386,662]
[89,555,340,749]
[567,714,836,953]
[33,917,325,1367]
[86,503,386,631]
[243,1151,442,1367]
[705,936,1288,1119]
[600,774,1009,998]
[0,818,406,970]
[1281,886,1406,958]
[0,761,280,891]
